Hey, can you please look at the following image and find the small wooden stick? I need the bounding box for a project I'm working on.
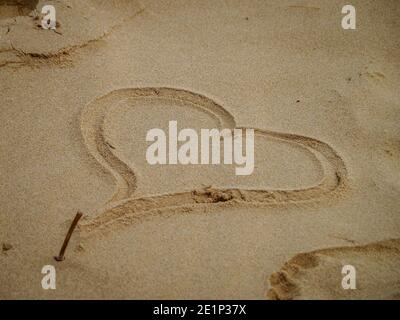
[54,211,83,262]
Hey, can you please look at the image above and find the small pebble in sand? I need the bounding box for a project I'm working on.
[2,243,13,252]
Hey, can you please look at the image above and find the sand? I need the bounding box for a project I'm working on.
[268,239,400,300]
[0,0,399,299]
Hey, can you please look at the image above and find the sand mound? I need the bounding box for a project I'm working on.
[0,1,38,19]
[0,0,143,67]
[267,239,400,300]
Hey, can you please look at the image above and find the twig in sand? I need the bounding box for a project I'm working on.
[54,211,83,262]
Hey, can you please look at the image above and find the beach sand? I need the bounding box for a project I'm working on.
[0,0,399,299]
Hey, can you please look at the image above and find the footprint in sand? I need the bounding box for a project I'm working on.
[79,87,348,235]
[267,239,400,300]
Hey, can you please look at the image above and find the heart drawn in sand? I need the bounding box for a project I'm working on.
[80,87,348,235]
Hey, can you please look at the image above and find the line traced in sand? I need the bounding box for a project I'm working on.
[79,87,348,236]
